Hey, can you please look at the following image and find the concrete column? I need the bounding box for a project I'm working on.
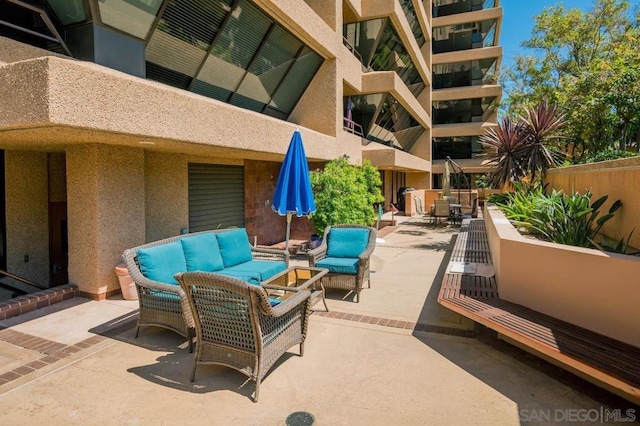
[66,144,145,298]
[5,151,49,285]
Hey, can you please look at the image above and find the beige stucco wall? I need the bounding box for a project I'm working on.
[485,204,640,348]
[67,144,145,297]
[290,59,339,137]
[5,151,49,286]
[545,157,640,250]
[0,53,349,163]
[303,0,340,30]
[144,151,188,243]
[406,172,430,191]
[0,36,64,64]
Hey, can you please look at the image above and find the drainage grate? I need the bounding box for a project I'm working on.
[286,411,314,426]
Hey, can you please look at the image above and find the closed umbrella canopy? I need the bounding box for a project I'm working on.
[272,130,316,249]
[443,159,451,198]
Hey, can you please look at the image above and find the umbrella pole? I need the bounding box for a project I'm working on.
[285,212,292,251]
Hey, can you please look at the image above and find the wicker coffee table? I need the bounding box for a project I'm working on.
[262,266,329,311]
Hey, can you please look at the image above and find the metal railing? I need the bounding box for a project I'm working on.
[343,117,364,137]
[0,0,71,56]
[0,269,47,291]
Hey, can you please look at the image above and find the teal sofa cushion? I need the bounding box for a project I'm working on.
[217,228,253,268]
[225,260,286,281]
[315,257,359,275]
[214,270,261,286]
[326,228,370,258]
[180,233,224,272]
[136,242,187,285]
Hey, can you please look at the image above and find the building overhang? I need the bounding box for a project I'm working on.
[432,85,502,102]
[0,54,360,162]
[432,46,503,65]
[360,71,432,129]
[432,7,503,28]
[362,142,431,172]
[432,121,498,138]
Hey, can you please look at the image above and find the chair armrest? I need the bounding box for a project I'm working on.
[268,289,311,317]
[251,246,290,267]
[262,284,301,293]
[307,246,327,266]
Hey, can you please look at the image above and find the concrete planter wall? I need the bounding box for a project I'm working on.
[484,203,640,348]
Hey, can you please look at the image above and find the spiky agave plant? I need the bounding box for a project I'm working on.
[481,100,566,188]
[479,116,529,189]
[520,101,566,180]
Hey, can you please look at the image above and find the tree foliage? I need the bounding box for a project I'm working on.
[309,157,384,235]
[502,0,640,161]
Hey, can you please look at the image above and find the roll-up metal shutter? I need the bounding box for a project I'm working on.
[188,163,244,232]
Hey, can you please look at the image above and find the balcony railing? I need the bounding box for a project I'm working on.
[343,117,364,137]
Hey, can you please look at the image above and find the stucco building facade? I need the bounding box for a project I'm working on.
[0,0,501,299]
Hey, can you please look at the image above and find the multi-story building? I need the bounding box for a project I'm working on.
[431,0,502,188]
[0,0,501,299]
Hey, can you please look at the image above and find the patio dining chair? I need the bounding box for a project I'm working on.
[307,224,377,303]
[431,199,451,224]
[176,271,311,402]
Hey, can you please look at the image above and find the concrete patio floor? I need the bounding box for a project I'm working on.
[0,216,637,425]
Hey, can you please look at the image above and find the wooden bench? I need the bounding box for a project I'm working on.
[438,219,640,405]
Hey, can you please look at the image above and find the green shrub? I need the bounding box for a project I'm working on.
[492,184,632,253]
[310,157,384,235]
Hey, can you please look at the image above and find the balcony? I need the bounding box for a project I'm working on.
[432,56,498,89]
[432,19,497,54]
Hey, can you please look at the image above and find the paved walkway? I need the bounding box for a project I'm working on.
[0,217,636,425]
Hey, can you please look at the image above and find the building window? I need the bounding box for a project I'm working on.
[432,19,497,54]
[145,0,324,118]
[348,94,424,151]
[432,97,496,124]
[433,136,485,159]
[432,57,498,89]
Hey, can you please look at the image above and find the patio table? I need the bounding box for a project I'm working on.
[262,266,329,311]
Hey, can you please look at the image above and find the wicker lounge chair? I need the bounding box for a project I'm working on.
[176,271,311,402]
[307,224,377,303]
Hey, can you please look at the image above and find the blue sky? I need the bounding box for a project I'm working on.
[499,0,640,69]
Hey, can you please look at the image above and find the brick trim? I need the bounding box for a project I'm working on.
[0,284,77,320]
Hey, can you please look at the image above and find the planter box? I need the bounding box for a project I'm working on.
[484,203,640,348]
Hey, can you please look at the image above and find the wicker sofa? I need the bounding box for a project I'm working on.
[307,224,377,303]
[123,228,289,351]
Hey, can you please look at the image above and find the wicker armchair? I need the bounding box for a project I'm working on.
[176,271,311,402]
[122,230,289,353]
[307,224,377,303]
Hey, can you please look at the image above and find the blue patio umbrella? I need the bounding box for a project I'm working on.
[272,129,316,250]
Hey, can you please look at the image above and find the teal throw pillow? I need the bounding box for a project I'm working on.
[180,233,224,272]
[216,228,253,268]
[136,241,187,285]
[326,228,370,258]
